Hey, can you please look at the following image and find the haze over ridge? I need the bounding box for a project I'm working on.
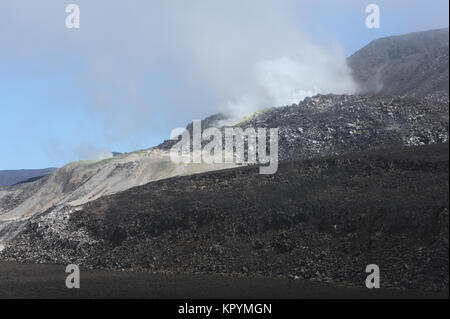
[1,0,448,169]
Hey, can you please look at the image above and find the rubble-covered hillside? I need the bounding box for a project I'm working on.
[0,28,448,295]
[2,143,448,291]
[0,150,236,248]
[241,94,449,161]
[159,94,449,162]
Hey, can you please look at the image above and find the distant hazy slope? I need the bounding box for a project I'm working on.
[0,149,236,223]
[348,28,449,96]
[0,168,56,186]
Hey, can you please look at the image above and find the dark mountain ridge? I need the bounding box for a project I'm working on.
[348,28,449,96]
[156,29,449,161]
[0,168,57,187]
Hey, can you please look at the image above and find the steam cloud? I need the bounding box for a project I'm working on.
[44,139,113,163]
[75,144,113,162]
[1,0,356,144]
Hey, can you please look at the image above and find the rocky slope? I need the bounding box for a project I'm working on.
[0,149,236,247]
[348,28,449,96]
[157,29,450,160]
[2,29,448,244]
[2,95,448,249]
[159,94,449,162]
[241,94,448,161]
[2,143,448,291]
[0,28,448,294]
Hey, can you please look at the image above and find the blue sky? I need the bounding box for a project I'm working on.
[0,0,448,169]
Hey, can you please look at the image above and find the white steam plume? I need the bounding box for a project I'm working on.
[75,144,113,162]
[1,0,356,143]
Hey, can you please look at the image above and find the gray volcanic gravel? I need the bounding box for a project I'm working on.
[158,94,449,162]
[2,143,448,292]
[0,262,447,299]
